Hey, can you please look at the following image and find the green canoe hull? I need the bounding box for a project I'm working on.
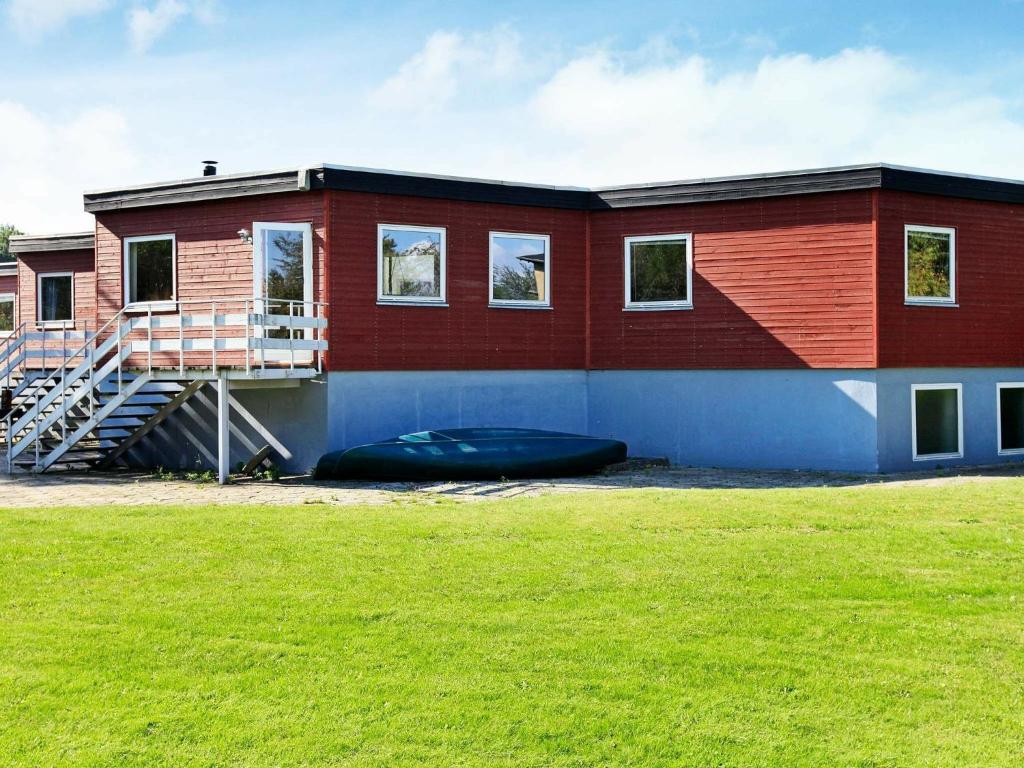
[314,427,628,481]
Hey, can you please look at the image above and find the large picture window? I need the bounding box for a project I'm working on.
[124,234,176,308]
[997,384,1024,455]
[624,234,693,310]
[378,224,446,304]
[0,294,14,335]
[905,225,955,305]
[912,384,963,461]
[38,273,73,325]
[489,232,550,307]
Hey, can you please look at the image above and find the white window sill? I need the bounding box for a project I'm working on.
[488,302,552,311]
[124,301,177,313]
[904,299,958,308]
[36,321,75,329]
[998,448,1024,457]
[376,299,449,308]
[624,303,694,312]
[912,452,963,462]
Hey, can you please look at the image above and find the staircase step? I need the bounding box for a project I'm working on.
[109,405,158,417]
[97,417,145,428]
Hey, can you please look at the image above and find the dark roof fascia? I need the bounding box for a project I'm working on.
[878,165,1024,205]
[83,168,303,213]
[80,162,1024,215]
[9,232,95,254]
[315,165,592,210]
[589,165,885,208]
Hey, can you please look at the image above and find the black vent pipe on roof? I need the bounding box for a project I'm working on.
[202,160,218,177]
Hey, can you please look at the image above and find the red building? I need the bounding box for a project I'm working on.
[5,162,1024,477]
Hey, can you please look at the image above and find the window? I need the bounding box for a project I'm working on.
[912,384,963,460]
[624,234,693,309]
[997,384,1024,455]
[905,225,956,305]
[0,294,14,335]
[124,234,176,308]
[489,232,550,307]
[378,224,446,304]
[38,273,73,325]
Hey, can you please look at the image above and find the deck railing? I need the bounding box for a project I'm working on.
[2,298,328,470]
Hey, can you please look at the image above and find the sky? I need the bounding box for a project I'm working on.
[3,0,1024,231]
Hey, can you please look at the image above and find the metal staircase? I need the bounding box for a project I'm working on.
[0,298,327,478]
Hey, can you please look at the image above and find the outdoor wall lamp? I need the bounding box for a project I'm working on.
[237,228,252,244]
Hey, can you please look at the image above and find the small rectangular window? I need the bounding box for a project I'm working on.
[38,273,73,324]
[912,384,963,460]
[905,225,955,305]
[625,234,693,309]
[489,232,550,307]
[124,234,176,308]
[0,294,14,334]
[378,224,446,304]
[997,384,1024,455]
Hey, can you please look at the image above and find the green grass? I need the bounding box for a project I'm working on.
[2,483,1024,766]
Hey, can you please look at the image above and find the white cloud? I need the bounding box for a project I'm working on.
[517,46,1024,185]
[7,0,113,38]
[0,102,138,232]
[368,26,523,111]
[127,0,219,53]
[128,0,188,53]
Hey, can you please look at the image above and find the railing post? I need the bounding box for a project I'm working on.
[244,299,251,375]
[211,301,217,375]
[60,324,67,444]
[147,306,153,374]
[117,318,123,394]
[288,300,295,370]
[177,302,184,376]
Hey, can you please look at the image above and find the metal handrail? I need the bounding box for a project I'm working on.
[9,296,328,468]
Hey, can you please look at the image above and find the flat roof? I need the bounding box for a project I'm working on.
[9,232,95,254]
[81,162,1024,214]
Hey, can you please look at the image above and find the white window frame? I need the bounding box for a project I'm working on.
[911,383,964,461]
[252,221,315,363]
[996,382,1024,456]
[0,293,15,337]
[123,233,177,312]
[37,272,74,328]
[624,233,694,311]
[904,224,957,307]
[488,231,551,309]
[377,223,447,306]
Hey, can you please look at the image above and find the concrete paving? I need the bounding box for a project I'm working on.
[0,462,1022,508]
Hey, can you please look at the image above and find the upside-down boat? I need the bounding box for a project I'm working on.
[313,427,628,481]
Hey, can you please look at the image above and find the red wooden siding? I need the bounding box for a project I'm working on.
[876,190,1024,368]
[0,274,16,296]
[17,249,96,330]
[94,194,326,369]
[326,189,588,370]
[94,194,325,322]
[588,191,877,369]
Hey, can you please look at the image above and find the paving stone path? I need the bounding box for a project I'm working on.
[0,462,1022,508]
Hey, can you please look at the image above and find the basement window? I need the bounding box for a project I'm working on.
[124,234,176,309]
[489,232,551,307]
[378,224,446,304]
[38,273,73,326]
[905,225,956,305]
[624,233,693,310]
[0,294,13,335]
[912,384,963,461]
[997,384,1024,455]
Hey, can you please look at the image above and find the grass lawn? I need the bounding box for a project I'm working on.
[2,483,1024,766]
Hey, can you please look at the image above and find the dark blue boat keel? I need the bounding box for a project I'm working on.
[314,427,628,481]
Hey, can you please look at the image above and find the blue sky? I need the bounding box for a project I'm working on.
[3,0,1024,230]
